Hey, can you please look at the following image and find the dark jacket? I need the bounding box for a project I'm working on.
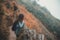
[12,20,24,31]
[12,20,24,36]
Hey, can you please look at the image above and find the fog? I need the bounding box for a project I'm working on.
[36,0,60,19]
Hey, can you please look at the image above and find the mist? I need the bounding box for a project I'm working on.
[36,0,60,19]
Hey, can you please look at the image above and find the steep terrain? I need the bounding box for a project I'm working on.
[0,0,58,40]
[18,0,60,40]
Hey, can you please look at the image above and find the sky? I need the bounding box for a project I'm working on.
[36,0,60,19]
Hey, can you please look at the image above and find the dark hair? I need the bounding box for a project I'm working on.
[18,14,24,20]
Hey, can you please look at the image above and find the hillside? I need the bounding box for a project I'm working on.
[0,0,58,40]
[17,0,60,40]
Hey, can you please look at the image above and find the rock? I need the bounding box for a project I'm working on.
[17,26,44,40]
[37,34,44,40]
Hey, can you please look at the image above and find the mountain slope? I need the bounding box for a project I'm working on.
[0,0,58,40]
[17,0,60,40]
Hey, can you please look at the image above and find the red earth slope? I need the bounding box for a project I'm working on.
[1,0,56,40]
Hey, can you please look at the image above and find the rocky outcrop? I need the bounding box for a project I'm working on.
[17,26,44,40]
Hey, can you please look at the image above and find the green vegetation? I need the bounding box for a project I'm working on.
[18,0,60,40]
[46,35,52,40]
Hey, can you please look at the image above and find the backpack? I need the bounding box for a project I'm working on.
[12,21,18,31]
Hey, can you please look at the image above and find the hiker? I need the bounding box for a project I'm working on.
[12,14,25,37]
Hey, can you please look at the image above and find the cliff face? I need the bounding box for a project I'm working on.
[0,0,57,40]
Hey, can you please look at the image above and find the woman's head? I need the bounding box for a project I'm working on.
[18,14,24,22]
